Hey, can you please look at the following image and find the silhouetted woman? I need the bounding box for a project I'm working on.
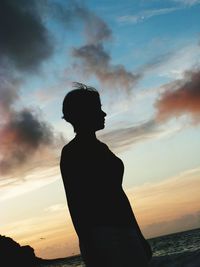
[60,83,152,267]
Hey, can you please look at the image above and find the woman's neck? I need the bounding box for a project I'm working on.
[75,131,97,141]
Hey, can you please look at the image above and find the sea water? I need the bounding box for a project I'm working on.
[38,228,200,267]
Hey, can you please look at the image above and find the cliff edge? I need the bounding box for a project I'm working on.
[0,234,41,267]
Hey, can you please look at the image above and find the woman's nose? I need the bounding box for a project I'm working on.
[102,110,107,117]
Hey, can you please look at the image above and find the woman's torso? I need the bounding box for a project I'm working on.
[60,137,136,237]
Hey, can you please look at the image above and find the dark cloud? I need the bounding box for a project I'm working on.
[0,0,53,71]
[0,109,54,175]
[72,44,140,91]
[39,1,140,90]
[99,119,160,153]
[75,5,112,44]
[155,70,200,123]
[0,70,56,176]
[0,1,56,176]
[66,3,140,91]
[73,44,110,67]
[47,1,111,44]
[0,70,21,116]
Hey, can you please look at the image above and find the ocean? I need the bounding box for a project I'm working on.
[38,228,200,267]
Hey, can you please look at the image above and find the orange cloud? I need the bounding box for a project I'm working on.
[126,167,200,237]
[0,109,55,175]
[155,70,200,123]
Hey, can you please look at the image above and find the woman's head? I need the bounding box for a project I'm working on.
[62,83,106,133]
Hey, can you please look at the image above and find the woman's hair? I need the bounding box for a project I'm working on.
[62,82,100,130]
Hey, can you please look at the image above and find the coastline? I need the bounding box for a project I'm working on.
[37,254,82,266]
[38,249,200,267]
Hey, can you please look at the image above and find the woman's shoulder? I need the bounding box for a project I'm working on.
[61,138,110,158]
[61,139,77,157]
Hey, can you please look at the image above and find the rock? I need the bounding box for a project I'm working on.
[0,235,38,267]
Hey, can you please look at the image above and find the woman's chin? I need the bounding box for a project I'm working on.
[96,123,105,131]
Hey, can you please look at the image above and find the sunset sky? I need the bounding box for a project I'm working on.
[1,0,200,260]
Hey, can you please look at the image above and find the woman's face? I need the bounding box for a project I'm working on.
[95,103,107,131]
[86,98,107,131]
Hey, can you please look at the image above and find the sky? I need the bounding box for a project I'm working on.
[1,0,200,260]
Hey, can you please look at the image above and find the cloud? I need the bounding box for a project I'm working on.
[155,69,200,123]
[0,88,64,177]
[0,70,21,118]
[0,0,53,71]
[0,109,55,175]
[74,4,112,44]
[144,211,200,238]
[45,203,67,213]
[0,72,58,177]
[0,164,60,201]
[67,3,140,91]
[173,0,200,6]
[0,1,64,177]
[72,44,140,91]
[118,2,200,25]
[43,1,111,45]
[127,167,200,237]
[118,7,180,25]
[138,40,200,80]
[0,66,61,177]
[98,119,179,153]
